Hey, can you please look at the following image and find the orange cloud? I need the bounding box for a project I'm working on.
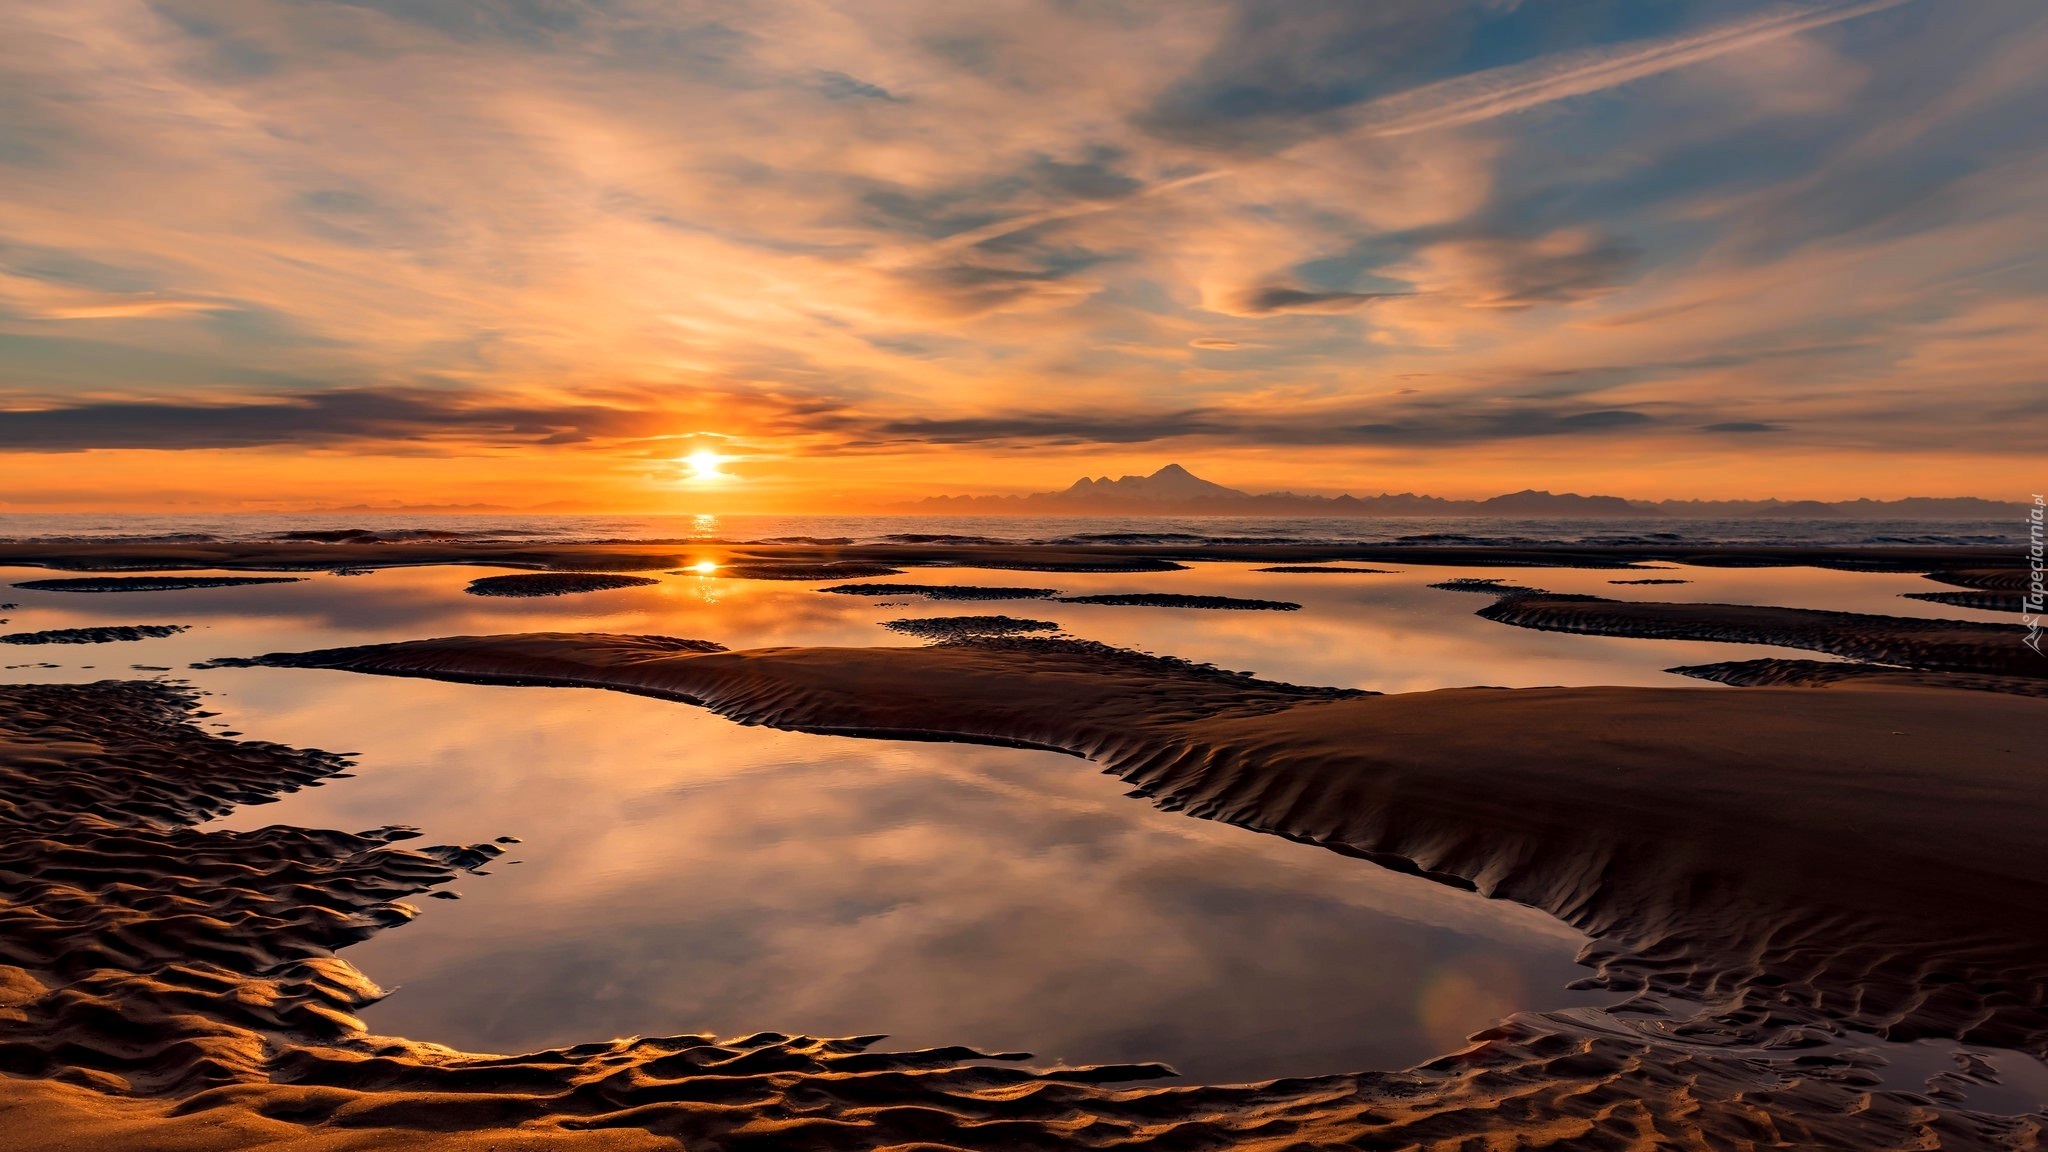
[0,0,2040,508]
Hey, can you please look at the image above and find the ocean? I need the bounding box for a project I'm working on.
[0,512,2024,548]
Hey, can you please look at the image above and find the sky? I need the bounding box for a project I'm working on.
[0,0,2042,512]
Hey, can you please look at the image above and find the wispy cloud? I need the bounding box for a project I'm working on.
[0,0,2041,506]
[1235,287,1415,314]
[1348,0,1919,137]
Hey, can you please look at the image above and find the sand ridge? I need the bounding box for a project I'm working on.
[10,576,305,593]
[1052,594,1301,611]
[1905,590,2026,613]
[1252,566,1395,574]
[2,625,191,645]
[1431,580,2039,679]
[1672,658,2048,695]
[464,573,663,598]
[880,616,1063,641]
[820,583,1062,601]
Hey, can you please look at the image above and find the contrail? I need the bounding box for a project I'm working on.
[1350,0,1918,137]
[889,1,1916,264]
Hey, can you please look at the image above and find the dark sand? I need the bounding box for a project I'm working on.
[1905,590,2026,613]
[1253,566,1394,574]
[1476,594,2034,677]
[820,583,1061,601]
[1053,594,1301,611]
[464,573,662,598]
[1671,658,2048,696]
[879,615,1062,641]
[2,625,190,645]
[1429,576,1559,597]
[1925,568,2032,592]
[10,576,305,593]
[1432,579,2039,679]
[705,561,906,580]
[1608,577,1691,585]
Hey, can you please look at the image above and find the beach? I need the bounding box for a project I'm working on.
[8,0,2043,1140]
[2,539,2043,1149]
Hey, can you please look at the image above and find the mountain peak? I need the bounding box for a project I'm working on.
[1050,463,1249,503]
[915,469,2022,519]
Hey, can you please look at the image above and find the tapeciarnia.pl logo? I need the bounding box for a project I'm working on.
[2026,494,2044,656]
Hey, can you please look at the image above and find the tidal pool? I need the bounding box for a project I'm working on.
[194,673,1602,1081]
[0,558,1998,1082]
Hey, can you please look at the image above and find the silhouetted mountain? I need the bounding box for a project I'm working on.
[1476,489,1641,517]
[911,464,2020,519]
[1062,463,1250,502]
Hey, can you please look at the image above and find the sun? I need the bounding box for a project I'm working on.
[683,450,729,481]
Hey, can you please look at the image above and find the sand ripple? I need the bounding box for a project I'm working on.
[6,632,2047,1147]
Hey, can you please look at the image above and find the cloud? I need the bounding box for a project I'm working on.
[813,69,902,103]
[1702,421,1782,433]
[0,388,677,452]
[1235,286,1413,314]
[0,383,1680,456]
[23,299,231,321]
[1138,0,1476,148]
[0,0,2041,502]
[1346,0,1920,138]
[862,404,1665,449]
[1378,228,1645,310]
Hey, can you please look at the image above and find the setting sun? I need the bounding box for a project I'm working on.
[683,451,729,482]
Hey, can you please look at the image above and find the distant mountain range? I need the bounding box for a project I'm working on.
[914,464,2020,519]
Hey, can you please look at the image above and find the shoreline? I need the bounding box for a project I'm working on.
[223,632,2048,1050]
[4,635,2041,1147]
[4,550,2045,1148]
[0,539,2028,577]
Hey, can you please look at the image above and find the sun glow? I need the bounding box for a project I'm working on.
[689,560,718,575]
[683,450,729,482]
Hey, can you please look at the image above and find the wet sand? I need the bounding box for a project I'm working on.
[820,583,1061,601]
[1905,590,2026,613]
[10,576,305,593]
[1053,593,1301,611]
[5,631,2037,1148]
[3,541,2044,1148]
[1471,592,2035,677]
[463,574,662,598]
[1671,658,2048,696]
[880,615,1063,640]
[1253,566,1394,574]
[2,624,191,645]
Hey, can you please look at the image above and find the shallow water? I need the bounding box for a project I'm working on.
[191,674,1598,1081]
[0,560,2004,694]
[0,559,2014,1083]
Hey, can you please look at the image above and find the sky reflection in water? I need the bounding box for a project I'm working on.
[0,560,2000,1080]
